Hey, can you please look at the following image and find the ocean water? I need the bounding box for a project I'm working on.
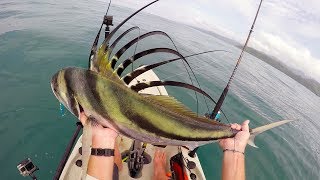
[1,0,320,179]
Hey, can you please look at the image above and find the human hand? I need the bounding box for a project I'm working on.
[153,149,167,180]
[153,149,166,169]
[79,112,118,148]
[219,120,250,153]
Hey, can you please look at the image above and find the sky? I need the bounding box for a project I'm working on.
[109,0,320,82]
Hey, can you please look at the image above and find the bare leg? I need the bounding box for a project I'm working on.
[153,149,167,180]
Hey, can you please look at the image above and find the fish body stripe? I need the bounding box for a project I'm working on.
[63,69,79,118]
[91,69,233,141]
[57,68,235,143]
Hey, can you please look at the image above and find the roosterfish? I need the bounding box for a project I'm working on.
[50,0,293,178]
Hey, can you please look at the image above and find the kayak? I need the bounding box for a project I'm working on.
[59,69,206,180]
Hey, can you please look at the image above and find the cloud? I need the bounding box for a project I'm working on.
[252,32,320,80]
[106,0,320,81]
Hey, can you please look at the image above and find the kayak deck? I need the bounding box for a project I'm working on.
[60,69,206,180]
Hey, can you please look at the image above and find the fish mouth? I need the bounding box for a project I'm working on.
[51,70,83,118]
[50,72,59,98]
[59,98,83,119]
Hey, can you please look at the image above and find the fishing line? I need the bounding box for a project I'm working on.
[157,51,232,124]
[87,0,112,69]
[161,61,213,110]
[60,103,66,117]
[106,0,112,16]
[93,0,205,116]
[131,27,141,73]
[160,50,230,81]
[167,43,202,115]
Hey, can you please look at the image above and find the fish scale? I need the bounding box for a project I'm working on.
[63,67,235,142]
[50,0,294,178]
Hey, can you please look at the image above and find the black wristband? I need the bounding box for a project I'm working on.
[91,148,114,156]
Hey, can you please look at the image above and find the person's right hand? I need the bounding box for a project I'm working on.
[219,120,250,153]
[79,112,118,148]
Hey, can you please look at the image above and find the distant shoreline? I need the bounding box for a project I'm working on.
[190,26,320,97]
[239,46,320,97]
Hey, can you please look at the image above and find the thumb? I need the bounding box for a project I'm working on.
[241,120,250,132]
[79,112,88,125]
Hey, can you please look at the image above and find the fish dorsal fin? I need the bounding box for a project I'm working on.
[90,44,126,85]
[144,95,202,120]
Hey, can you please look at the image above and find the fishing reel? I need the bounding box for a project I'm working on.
[17,158,39,180]
[103,15,113,37]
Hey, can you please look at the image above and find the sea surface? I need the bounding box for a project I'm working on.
[1,0,320,179]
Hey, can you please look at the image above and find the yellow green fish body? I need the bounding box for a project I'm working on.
[51,67,236,148]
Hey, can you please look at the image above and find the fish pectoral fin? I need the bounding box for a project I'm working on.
[81,117,93,179]
[248,119,295,148]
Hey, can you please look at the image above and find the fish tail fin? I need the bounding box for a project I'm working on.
[248,120,294,148]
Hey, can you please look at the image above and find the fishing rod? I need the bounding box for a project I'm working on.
[210,0,264,119]
[88,0,113,68]
[189,0,264,158]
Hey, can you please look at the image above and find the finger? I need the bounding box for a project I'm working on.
[162,151,166,160]
[231,124,237,129]
[235,124,241,130]
[158,150,163,155]
[79,112,88,125]
[160,151,164,159]
[241,120,250,132]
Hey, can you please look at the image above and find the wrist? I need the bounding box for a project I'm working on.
[223,149,245,159]
[92,136,116,148]
[223,149,244,155]
[221,142,246,153]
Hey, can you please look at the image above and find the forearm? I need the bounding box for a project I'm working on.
[87,137,116,180]
[88,156,114,180]
[221,151,245,180]
[153,168,167,180]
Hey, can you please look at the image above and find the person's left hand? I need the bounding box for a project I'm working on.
[79,112,118,148]
[219,120,250,153]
